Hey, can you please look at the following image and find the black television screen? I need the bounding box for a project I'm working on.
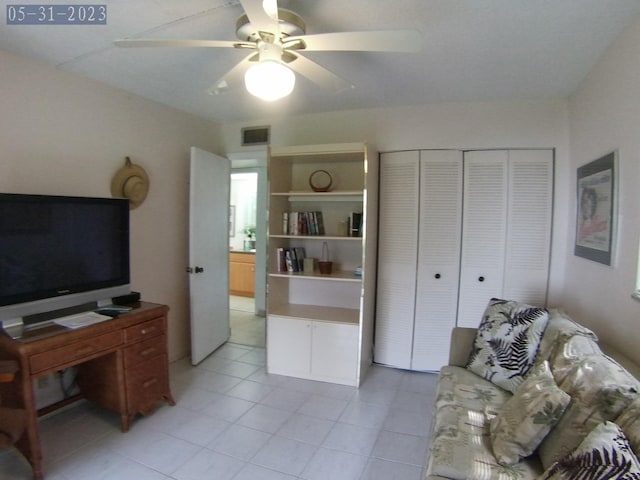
[0,193,130,322]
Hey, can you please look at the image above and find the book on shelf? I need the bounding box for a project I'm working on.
[282,211,325,236]
[284,249,296,272]
[349,212,362,237]
[276,247,286,272]
[293,247,305,271]
[276,247,306,273]
[316,211,325,235]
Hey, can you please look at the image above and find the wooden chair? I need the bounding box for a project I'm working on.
[0,360,25,450]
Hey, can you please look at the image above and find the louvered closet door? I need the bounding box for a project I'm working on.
[457,151,508,328]
[503,150,553,305]
[374,151,420,369]
[412,151,462,371]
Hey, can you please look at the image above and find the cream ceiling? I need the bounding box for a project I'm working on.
[2,0,639,123]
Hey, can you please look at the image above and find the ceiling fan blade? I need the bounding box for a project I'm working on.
[207,52,258,95]
[115,38,242,48]
[286,30,422,53]
[239,0,280,38]
[288,53,353,93]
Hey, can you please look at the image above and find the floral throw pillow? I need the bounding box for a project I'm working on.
[467,298,550,393]
[490,361,570,466]
[617,397,640,457]
[538,421,640,479]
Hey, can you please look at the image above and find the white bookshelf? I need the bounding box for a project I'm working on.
[266,143,378,387]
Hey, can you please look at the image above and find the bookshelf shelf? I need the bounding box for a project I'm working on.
[269,270,362,282]
[266,142,378,387]
[269,304,360,324]
[270,235,361,241]
[271,191,364,203]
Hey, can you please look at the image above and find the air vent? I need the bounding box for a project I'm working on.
[242,126,270,146]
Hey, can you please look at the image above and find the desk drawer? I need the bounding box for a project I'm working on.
[126,354,169,413]
[30,330,122,373]
[124,317,164,343]
[124,334,166,369]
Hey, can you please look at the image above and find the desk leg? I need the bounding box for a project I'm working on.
[120,413,131,432]
[15,366,44,480]
[164,391,176,406]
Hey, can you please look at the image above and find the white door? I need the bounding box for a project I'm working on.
[457,150,553,328]
[267,316,311,377]
[374,151,420,369]
[312,321,359,384]
[412,150,463,370]
[457,150,508,328]
[503,150,553,305]
[189,147,231,365]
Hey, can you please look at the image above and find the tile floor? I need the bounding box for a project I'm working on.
[0,343,437,480]
[229,296,265,348]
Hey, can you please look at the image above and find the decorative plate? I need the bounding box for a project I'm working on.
[309,169,333,192]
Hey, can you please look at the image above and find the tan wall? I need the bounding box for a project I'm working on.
[565,16,640,365]
[0,49,222,361]
[221,99,571,311]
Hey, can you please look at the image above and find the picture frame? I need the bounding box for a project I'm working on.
[229,205,235,237]
[574,150,617,265]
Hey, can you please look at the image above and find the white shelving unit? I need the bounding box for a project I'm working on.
[266,143,378,386]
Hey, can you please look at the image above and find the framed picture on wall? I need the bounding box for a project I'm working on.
[574,150,617,265]
[229,205,235,237]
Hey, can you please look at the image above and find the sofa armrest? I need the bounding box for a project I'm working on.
[600,342,640,381]
[448,327,476,367]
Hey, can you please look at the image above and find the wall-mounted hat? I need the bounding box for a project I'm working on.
[111,157,149,209]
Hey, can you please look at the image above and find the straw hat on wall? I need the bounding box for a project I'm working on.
[111,157,149,209]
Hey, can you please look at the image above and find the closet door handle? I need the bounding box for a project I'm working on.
[478,276,485,282]
[434,273,441,279]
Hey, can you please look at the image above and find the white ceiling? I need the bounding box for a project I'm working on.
[2,0,640,124]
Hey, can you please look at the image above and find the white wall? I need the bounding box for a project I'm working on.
[564,16,640,364]
[12,35,629,366]
[229,172,258,251]
[0,49,221,361]
[220,99,571,307]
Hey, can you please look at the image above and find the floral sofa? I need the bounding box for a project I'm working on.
[425,299,640,480]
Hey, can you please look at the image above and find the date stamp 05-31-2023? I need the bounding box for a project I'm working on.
[6,4,107,25]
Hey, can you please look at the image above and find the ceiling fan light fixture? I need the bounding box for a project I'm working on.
[244,59,295,101]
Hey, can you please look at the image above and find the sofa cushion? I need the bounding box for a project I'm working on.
[490,361,570,466]
[617,397,640,457]
[435,366,511,414]
[536,309,598,364]
[538,354,640,468]
[428,403,543,480]
[467,298,550,393]
[546,334,602,385]
[537,421,640,479]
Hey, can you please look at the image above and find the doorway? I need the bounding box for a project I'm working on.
[229,170,265,347]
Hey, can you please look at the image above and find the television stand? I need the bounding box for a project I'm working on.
[0,301,175,480]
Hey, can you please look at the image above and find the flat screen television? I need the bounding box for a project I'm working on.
[0,193,130,326]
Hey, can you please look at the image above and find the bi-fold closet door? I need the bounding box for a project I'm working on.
[374,150,463,371]
[456,149,553,327]
[374,149,553,371]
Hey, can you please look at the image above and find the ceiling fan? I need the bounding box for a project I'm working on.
[115,0,421,101]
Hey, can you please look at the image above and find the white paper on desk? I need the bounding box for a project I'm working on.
[53,312,112,329]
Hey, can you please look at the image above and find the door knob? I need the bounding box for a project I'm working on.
[478,276,485,282]
[186,266,205,274]
[195,266,204,273]
[434,273,441,279]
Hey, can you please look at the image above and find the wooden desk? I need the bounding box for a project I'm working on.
[0,302,175,480]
